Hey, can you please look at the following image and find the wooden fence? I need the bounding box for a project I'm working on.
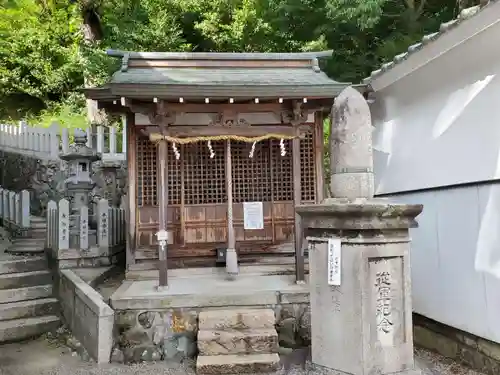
[46,198,126,252]
[0,186,30,231]
[0,121,126,162]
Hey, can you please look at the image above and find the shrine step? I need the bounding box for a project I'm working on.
[0,256,47,275]
[197,309,279,374]
[196,353,280,374]
[0,284,53,304]
[198,328,278,355]
[0,298,59,321]
[0,315,60,343]
[0,270,52,290]
[6,238,45,255]
[199,309,275,331]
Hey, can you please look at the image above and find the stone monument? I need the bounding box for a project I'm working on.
[296,86,423,375]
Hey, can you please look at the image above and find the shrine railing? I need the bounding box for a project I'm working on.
[0,186,31,232]
[46,198,126,252]
[0,121,126,162]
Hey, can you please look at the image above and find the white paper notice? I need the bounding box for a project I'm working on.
[327,238,342,285]
[243,202,264,230]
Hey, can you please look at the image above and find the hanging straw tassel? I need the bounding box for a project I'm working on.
[172,142,180,160]
[207,140,215,158]
[249,141,256,158]
[280,139,287,156]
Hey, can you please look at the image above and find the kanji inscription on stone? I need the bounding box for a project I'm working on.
[375,271,393,334]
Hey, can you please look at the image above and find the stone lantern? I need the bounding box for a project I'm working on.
[59,129,101,241]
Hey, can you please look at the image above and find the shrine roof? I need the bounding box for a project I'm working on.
[85,50,355,101]
[364,1,499,89]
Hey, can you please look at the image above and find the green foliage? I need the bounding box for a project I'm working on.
[0,0,83,119]
[0,0,479,125]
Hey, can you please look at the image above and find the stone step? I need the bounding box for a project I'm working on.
[196,353,280,374]
[0,315,60,343]
[198,328,278,355]
[29,225,47,231]
[0,284,53,304]
[0,256,46,275]
[6,240,45,255]
[199,309,275,331]
[11,238,45,245]
[0,298,58,321]
[30,216,46,223]
[0,270,52,290]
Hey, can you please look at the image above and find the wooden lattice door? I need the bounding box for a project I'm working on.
[135,129,317,263]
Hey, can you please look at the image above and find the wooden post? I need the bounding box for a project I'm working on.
[225,139,238,278]
[293,137,305,283]
[126,113,137,268]
[314,112,325,203]
[157,139,169,288]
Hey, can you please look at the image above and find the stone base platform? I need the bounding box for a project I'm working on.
[109,273,311,364]
[110,272,309,310]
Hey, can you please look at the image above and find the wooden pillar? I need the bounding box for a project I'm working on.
[225,139,238,278]
[314,112,325,203]
[293,137,305,283]
[125,113,136,269]
[157,139,169,287]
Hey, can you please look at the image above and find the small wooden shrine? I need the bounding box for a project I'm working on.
[84,50,352,286]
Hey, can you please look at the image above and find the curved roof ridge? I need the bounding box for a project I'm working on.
[107,50,334,61]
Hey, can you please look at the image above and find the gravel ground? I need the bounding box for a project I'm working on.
[0,336,487,375]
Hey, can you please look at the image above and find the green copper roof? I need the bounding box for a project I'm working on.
[106,67,349,99]
[84,50,358,100]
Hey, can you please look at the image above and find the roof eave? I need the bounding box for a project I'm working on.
[106,83,352,100]
[364,0,500,92]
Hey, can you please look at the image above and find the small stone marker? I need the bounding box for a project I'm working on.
[58,199,70,250]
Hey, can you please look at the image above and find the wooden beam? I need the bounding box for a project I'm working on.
[156,103,285,113]
[126,113,137,269]
[157,140,169,287]
[292,137,305,283]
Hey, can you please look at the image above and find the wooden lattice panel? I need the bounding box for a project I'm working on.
[232,141,272,203]
[300,131,316,202]
[136,137,157,207]
[271,139,293,202]
[184,141,226,205]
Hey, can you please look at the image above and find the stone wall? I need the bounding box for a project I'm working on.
[414,314,500,375]
[112,304,311,364]
[0,150,127,217]
[59,269,114,363]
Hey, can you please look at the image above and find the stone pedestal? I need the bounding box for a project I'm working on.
[296,198,423,375]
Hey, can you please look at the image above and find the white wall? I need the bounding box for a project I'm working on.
[371,20,500,343]
[372,20,500,195]
[390,186,500,343]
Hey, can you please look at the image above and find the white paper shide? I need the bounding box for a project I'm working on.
[327,238,342,285]
[243,202,264,230]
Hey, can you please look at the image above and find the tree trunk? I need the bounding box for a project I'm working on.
[80,1,106,129]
